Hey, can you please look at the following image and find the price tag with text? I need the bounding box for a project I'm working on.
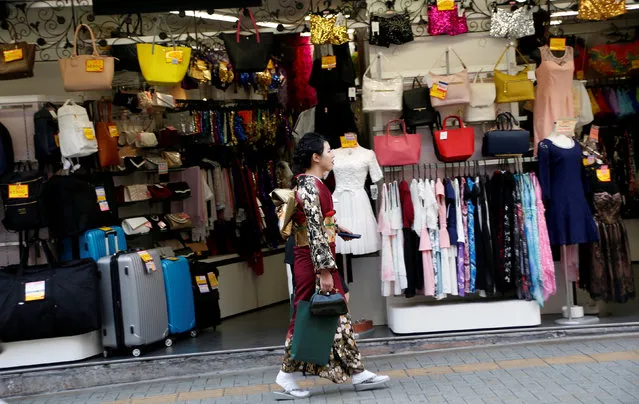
[3,48,24,63]
[371,21,380,35]
[437,0,455,10]
[25,281,45,302]
[596,165,611,182]
[370,184,379,201]
[108,125,120,138]
[340,133,357,148]
[439,131,448,140]
[207,272,219,289]
[589,125,599,142]
[158,161,168,175]
[85,59,105,72]
[321,55,337,70]
[431,81,448,100]
[554,119,577,136]
[83,127,95,140]
[137,251,156,272]
[196,275,211,293]
[8,184,29,199]
[165,50,184,64]
[549,38,566,52]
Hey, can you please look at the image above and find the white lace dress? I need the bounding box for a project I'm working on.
[332,146,384,255]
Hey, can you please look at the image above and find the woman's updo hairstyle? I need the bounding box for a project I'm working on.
[292,132,327,176]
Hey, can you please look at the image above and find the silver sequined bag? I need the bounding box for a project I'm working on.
[490,7,534,39]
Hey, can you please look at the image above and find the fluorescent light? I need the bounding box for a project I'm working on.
[550,20,563,25]
[170,11,292,28]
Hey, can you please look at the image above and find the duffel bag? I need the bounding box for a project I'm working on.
[0,241,100,342]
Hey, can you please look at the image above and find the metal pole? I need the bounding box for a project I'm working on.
[446,48,450,75]
[377,53,382,81]
[562,245,573,321]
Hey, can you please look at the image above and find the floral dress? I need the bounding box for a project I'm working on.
[281,175,364,383]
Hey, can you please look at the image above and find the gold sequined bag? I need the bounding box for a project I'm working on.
[578,0,626,21]
[310,13,349,45]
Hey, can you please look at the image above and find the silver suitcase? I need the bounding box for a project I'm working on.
[97,250,169,357]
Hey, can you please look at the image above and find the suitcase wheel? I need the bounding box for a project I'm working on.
[190,330,198,338]
[164,338,173,347]
[132,348,142,357]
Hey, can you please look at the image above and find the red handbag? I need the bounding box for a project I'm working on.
[374,119,422,166]
[433,115,475,162]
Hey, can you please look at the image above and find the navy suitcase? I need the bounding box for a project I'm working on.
[60,226,127,262]
[161,257,197,336]
[189,260,221,331]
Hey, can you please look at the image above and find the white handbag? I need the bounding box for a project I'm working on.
[362,54,403,112]
[152,92,175,109]
[465,70,497,123]
[135,132,158,148]
[122,217,151,235]
[57,99,99,158]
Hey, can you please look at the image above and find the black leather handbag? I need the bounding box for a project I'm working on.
[402,77,437,131]
[221,9,274,73]
[482,112,531,156]
[310,291,348,316]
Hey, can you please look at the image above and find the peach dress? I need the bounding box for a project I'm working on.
[533,45,575,154]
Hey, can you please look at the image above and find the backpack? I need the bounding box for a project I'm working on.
[57,100,98,159]
[0,168,47,231]
[33,103,61,165]
[41,175,99,238]
[0,122,14,177]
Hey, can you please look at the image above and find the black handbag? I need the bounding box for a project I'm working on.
[482,112,531,157]
[221,9,274,73]
[166,181,191,199]
[111,14,143,72]
[369,13,414,48]
[310,291,348,316]
[0,240,101,342]
[0,167,47,231]
[402,77,437,131]
[33,103,61,165]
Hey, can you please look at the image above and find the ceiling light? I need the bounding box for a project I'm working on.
[170,10,292,28]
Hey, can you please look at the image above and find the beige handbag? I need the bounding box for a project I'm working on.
[59,24,114,92]
[165,213,193,230]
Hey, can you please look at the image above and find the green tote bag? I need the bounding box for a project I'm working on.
[290,300,339,366]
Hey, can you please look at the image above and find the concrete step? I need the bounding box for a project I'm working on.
[2,322,639,398]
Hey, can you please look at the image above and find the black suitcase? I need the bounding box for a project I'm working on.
[189,260,221,331]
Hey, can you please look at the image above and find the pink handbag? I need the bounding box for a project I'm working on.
[427,5,469,36]
[429,48,471,107]
[374,119,422,166]
[58,24,114,91]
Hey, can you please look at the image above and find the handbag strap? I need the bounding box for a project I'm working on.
[494,44,531,72]
[72,23,100,57]
[236,8,261,44]
[151,17,177,54]
[97,99,112,123]
[385,119,410,143]
[472,68,484,84]
[363,52,402,80]
[431,47,467,72]
[442,115,465,130]
[412,77,423,88]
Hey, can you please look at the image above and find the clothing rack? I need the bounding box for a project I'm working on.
[382,157,537,173]
[173,99,277,111]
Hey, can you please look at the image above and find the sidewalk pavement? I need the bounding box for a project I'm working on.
[7,335,639,404]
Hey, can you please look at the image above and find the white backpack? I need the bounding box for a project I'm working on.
[57,100,98,158]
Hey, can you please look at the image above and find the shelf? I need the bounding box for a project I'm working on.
[105,167,186,177]
[117,196,190,208]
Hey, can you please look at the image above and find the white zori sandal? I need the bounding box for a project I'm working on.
[352,370,391,391]
[274,370,311,400]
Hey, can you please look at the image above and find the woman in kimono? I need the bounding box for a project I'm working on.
[275,133,389,400]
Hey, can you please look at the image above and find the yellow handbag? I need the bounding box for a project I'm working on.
[137,18,191,86]
[494,44,535,103]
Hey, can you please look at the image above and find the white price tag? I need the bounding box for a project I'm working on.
[372,21,380,34]
[348,87,356,100]
[440,131,448,140]
[25,281,45,301]
[196,275,210,293]
[527,70,536,81]
[370,184,379,201]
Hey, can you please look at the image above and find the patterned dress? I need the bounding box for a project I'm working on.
[281,175,364,383]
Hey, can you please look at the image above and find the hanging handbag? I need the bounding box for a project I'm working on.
[369,12,414,47]
[494,44,535,103]
[427,5,469,36]
[33,103,61,165]
[111,14,143,72]
[96,100,120,167]
[465,70,497,123]
[579,0,626,21]
[374,119,422,166]
[57,100,98,159]
[490,6,535,39]
[402,77,437,130]
[59,24,115,92]
[0,28,36,81]
[221,9,274,73]
[429,48,471,107]
[482,112,530,156]
[362,54,403,112]
[0,169,47,231]
[137,18,191,86]
[433,115,475,162]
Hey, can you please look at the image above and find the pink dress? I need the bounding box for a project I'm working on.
[533,45,575,155]
[531,173,556,299]
[419,226,435,296]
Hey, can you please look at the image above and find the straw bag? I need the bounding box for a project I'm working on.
[362,54,403,112]
[59,24,114,92]
[494,44,535,103]
[137,18,191,86]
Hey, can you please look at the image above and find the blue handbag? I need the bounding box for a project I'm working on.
[482,112,530,156]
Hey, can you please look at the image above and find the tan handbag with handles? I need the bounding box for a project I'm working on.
[0,24,36,81]
[493,44,535,103]
[59,24,115,91]
[96,100,120,167]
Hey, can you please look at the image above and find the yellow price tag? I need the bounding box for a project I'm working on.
[85,59,105,72]
[138,252,152,262]
[83,127,95,140]
[8,184,29,199]
[321,55,337,70]
[3,48,24,63]
[196,275,210,293]
[437,0,455,11]
[165,50,184,64]
[340,133,358,148]
[165,257,179,261]
[576,70,584,80]
[632,60,639,69]
[596,166,611,182]
[430,82,448,100]
[108,125,120,138]
[549,38,566,52]
[207,272,219,288]
[54,133,60,147]
[98,227,112,232]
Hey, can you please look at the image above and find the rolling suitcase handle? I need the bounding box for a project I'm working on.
[101,227,120,255]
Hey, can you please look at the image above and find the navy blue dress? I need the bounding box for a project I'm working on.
[538,139,599,245]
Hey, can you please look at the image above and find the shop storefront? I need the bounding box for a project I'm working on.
[0,0,638,378]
